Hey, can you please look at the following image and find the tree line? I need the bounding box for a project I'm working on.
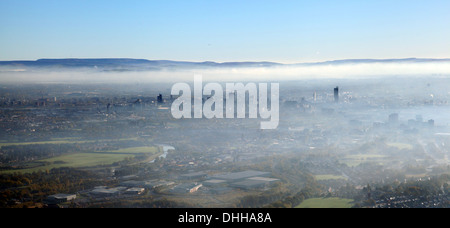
[0,167,106,208]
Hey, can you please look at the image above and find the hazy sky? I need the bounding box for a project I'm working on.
[1,0,449,63]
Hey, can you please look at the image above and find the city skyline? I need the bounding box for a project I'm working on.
[1,0,450,63]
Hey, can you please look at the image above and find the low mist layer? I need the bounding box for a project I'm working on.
[1,59,450,83]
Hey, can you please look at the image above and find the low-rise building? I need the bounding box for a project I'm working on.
[170,183,203,194]
[125,187,145,195]
[144,180,176,189]
[203,179,227,187]
[46,194,77,204]
[189,184,203,193]
[180,171,207,180]
[120,180,146,188]
[212,170,270,183]
[231,179,274,190]
[90,187,125,197]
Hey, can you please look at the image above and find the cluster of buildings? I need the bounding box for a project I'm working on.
[373,194,449,208]
[45,170,281,205]
[45,193,77,205]
[89,186,146,198]
[0,88,174,138]
[207,170,280,190]
[45,185,148,205]
[372,113,435,132]
[168,170,281,194]
[122,170,280,194]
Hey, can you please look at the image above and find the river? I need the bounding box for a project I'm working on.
[149,144,174,163]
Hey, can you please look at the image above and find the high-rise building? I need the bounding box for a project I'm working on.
[334,87,339,103]
[389,113,399,123]
[157,94,163,104]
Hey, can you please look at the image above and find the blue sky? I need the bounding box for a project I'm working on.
[1,0,449,63]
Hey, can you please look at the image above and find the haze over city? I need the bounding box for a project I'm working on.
[0,0,449,211]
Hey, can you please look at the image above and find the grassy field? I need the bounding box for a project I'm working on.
[42,153,132,169]
[0,153,133,174]
[295,197,354,208]
[0,146,161,174]
[315,174,348,181]
[0,140,89,148]
[105,146,163,163]
[387,143,414,150]
[106,146,160,154]
[340,154,387,167]
[0,137,140,148]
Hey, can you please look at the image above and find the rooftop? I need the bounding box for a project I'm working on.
[48,193,76,199]
[203,179,227,184]
[213,170,270,181]
[180,171,207,178]
[248,177,280,182]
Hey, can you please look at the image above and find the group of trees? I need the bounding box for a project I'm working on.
[235,185,322,208]
[86,197,197,208]
[267,186,322,208]
[381,174,449,197]
[0,167,105,208]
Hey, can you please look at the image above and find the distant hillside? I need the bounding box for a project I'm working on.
[0,58,281,71]
[301,58,450,66]
[1,58,449,72]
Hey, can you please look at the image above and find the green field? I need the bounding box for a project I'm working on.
[0,153,133,174]
[0,146,161,174]
[315,174,348,181]
[0,140,88,148]
[295,197,354,208]
[0,137,140,148]
[106,146,160,154]
[41,153,133,169]
[387,143,413,150]
[340,154,387,167]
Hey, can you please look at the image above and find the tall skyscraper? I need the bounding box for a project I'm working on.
[334,87,339,103]
[157,94,163,104]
